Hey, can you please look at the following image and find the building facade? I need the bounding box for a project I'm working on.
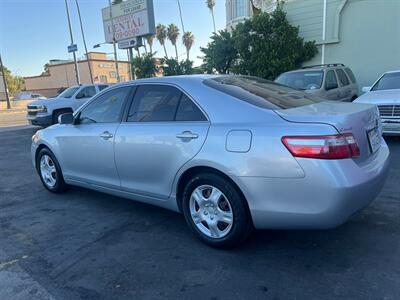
[24,52,131,97]
[226,0,400,90]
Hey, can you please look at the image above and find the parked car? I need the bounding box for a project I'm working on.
[14,91,46,101]
[354,70,400,135]
[31,75,389,248]
[27,84,109,127]
[275,64,358,102]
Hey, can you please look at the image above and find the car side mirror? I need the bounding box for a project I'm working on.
[362,86,371,93]
[58,113,74,124]
[325,82,338,91]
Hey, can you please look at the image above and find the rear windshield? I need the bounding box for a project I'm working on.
[204,76,323,110]
[275,71,323,90]
[372,72,400,91]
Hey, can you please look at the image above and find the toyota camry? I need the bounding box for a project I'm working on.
[31,75,390,248]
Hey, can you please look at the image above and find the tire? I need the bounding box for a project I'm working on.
[36,148,68,193]
[52,109,70,125]
[182,173,253,248]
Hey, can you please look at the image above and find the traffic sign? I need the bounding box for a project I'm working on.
[67,44,78,53]
[118,37,143,49]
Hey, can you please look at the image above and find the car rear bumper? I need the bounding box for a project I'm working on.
[27,114,52,127]
[237,139,390,229]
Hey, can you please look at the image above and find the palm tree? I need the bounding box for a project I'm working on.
[182,31,194,60]
[206,0,216,33]
[156,24,168,58]
[167,23,180,60]
[145,34,155,54]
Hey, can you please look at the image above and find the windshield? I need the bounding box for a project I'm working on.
[59,86,80,98]
[372,72,400,91]
[275,71,323,90]
[204,76,323,110]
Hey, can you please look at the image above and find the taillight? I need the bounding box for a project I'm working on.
[282,134,360,159]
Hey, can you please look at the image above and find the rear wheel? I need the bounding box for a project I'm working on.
[36,148,67,193]
[182,173,252,248]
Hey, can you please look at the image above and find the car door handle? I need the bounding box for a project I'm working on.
[99,131,113,140]
[176,131,199,140]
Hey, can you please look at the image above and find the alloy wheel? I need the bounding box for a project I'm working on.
[189,185,234,239]
[40,154,57,188]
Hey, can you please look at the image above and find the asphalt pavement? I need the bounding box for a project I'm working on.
[0,127,399,299]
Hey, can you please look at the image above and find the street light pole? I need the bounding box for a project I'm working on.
[75,0,94,83]
[0,54,11,110]
[64,0,80,85]
[108,0,120,83]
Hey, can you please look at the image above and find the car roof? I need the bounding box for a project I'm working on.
[114,74,218,87]
[384,70,400,74]
[281,64,348,74]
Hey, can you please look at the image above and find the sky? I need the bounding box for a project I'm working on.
[0,0,226,77]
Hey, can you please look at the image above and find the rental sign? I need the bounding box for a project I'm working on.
[102,0,155,43]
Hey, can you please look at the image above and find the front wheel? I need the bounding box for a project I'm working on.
[182,173,252,248]
[36,148,67,193]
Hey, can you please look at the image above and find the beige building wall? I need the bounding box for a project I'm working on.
[24,52,131,97]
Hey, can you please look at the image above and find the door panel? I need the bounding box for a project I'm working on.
[57,86,132,188]
[114,84,210,199]
[114,122,209,198]
[57,124,120,188]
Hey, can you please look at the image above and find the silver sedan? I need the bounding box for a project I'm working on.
[31,75,390,248]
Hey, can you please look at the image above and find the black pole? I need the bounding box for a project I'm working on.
[0,54,11,110]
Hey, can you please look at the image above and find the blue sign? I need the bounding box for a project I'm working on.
[67,44,78,53]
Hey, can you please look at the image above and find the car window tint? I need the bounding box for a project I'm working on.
[204,76,323,110]
[344,68,356,83]
[128,85,181,122]
[98,85,109,91]
[325,70,338,89]
[175,94,207,121]
[76,86,97,98]
[336,69,350,86]
[78,87,130,124]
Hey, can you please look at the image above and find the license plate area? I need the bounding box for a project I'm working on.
[367,127,381,153]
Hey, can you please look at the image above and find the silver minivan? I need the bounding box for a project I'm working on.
[275,64,358,102]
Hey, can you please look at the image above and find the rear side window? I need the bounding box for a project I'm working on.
[336,69,350,86]
[204,76,323,110]
[175,94,207,121]
[344,68,356,83]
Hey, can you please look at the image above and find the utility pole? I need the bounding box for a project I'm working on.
[75,0,93,83]
[108,0,120,83]
[321,0,327,64]
[0,54,11,110]
[177,0,185,34]
[65,0,80,85]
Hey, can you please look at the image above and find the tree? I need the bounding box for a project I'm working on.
[206,0,216,33]
[131,52,159,79]
[1,66,24,96]
[41,63,50,76]
[156,24,168,58]
[145,34,155,54]
[200,30,237,74]
[232,7,317,79]
[182,31,194,60]
[162,58,194,76]
[167,23,180,60]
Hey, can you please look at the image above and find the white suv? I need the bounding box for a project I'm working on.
[27,84,109,127]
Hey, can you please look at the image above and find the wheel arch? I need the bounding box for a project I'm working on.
[175,165,251,219]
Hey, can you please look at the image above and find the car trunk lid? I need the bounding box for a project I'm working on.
[274,101,381,162]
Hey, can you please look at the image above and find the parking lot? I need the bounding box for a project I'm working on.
[0,126,399,300]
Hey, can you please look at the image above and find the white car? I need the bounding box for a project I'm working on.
[27,84,109,127]
[14,91,46,101]
[355,70,400,135]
